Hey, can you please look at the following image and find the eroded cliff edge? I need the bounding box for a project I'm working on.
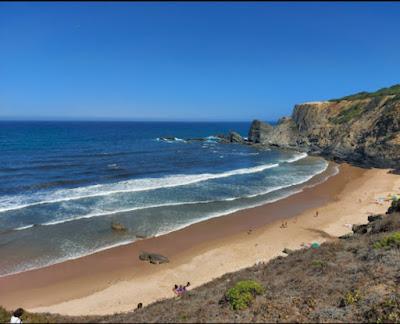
[248,85,400,168]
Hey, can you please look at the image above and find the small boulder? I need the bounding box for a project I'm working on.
[387,199,400,214]
[139,251,169,264]
[368,215,383,222]
[352,224,369,235]
[111,222,127,232]
[339,233,353,240]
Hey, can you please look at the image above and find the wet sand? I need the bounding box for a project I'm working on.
[1,162,399,316]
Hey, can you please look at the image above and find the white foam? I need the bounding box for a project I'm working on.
[0,163,279,213]
[156,137,186,143]
[1,160,333,276]
[0,238,137,278]
[40,200,215,226]
[152,161,330,237]
[284,152,308,163]
[14,224,34,231]
[11,161,329,231]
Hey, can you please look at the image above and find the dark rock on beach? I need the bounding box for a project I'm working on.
[368,214,383,222]
[387,199,400,214]
[139,252,169,264]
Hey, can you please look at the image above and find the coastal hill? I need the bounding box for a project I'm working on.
[1,202,399,323]
[248,84,400,168]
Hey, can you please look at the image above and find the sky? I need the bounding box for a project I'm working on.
[1,2,400,122]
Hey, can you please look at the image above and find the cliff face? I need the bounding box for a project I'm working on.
[249,90,400,168]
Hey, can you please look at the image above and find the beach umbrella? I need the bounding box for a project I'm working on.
[311,242,320,249]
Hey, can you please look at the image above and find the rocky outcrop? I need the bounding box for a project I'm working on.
[248,120,274,143]
[229,131,245,144]
[248,88,400,168]
[159,132,247,144]
[139,252,169,264]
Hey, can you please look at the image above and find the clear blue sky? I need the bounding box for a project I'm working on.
[1,2,400,121]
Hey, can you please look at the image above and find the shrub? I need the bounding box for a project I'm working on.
[365,294,400,323]
[311,260,326,268]
[0,306,10,323]
[225,280,264,310]
[373,232,400,249]
[330,103,364,124]
[329,84,400,102]
[344,290,362,305]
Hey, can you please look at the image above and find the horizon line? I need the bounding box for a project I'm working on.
[0,118,275,123]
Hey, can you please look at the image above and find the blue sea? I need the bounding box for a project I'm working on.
[0,121,329,276]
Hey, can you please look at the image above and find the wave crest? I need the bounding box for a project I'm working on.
[0,163,279,213]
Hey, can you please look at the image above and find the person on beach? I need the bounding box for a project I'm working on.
[10,308,23,324]
[314,210,319,217]
[173,284,180,296]
[173,282,190,296]
[183,282,190,292]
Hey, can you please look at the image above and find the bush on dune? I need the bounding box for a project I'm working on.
[373,232,400,249]
[225,280,264,310]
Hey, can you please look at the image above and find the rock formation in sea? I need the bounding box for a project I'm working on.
[158,132,247,144]
[248,84,400,168]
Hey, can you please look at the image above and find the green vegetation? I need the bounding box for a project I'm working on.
[344,289,362,305]
[311,259,326,268]
[0,307,9,323]
[373,232,400,249]
[368,295,400,323]
[225,280,264,310]
[329,84,400,102]
[0,306,51,324]
[330,103,364,124]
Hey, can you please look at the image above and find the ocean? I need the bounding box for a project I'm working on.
[0,121,329,276]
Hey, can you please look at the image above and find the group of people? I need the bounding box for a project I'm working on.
[172,282,190,297]
[9,283,191,320]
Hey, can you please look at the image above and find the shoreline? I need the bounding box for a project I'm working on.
[0,162,399,316]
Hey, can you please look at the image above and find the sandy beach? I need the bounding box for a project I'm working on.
[1,162,399,316]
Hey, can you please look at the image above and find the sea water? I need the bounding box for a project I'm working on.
[0,121,328,276]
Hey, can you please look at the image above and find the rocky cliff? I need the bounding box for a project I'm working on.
[248,85,400,168]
